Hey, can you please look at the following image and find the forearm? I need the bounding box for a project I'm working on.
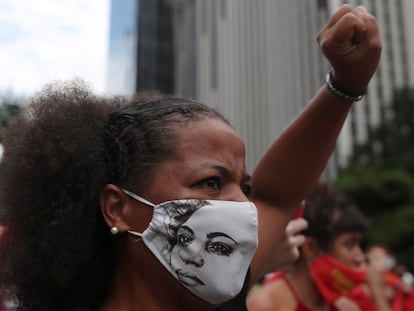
[252,5,381,209]
[365,271,392,311]
[369,286,391,311]
[252,85,352,207]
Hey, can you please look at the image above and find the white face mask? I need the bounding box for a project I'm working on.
[122,189,258,305]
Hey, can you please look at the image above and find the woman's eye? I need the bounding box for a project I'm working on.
[206,242,234,256]
[241,184,252,197]
[177,234,193,247]
[200,177,220,190]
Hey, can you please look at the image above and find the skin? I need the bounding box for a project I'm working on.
[366,246,395,272]
[365,246,399,305]
[247,232,390,311]
[270,217,308,274]
[99,4,382,311]
[328,232,365,269]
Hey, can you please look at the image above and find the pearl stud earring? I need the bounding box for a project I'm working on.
[110,226,119,235]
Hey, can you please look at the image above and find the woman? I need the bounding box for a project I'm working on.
[0,5,381,311]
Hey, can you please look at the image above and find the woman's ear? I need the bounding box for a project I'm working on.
[302,237,323,263]
[100,184,130,233]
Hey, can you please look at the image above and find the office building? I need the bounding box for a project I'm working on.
[107,0,414,178]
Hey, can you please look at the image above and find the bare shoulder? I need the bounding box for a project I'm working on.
[334,297,361,311]
[247,279,297,311]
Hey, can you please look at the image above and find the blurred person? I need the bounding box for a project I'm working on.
[247,182,390,311]
[0,5,381,311]
[366,244,414,311]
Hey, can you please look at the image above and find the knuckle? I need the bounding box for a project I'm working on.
[369,40,382,52]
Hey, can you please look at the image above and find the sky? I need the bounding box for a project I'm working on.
[0,0,110,96]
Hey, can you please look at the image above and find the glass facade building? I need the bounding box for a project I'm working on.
[106,0,139,95]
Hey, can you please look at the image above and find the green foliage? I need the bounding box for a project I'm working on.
[336,87,414,271]
[337,166,414,214]
[349,87,414,174]
[365,204,414,268]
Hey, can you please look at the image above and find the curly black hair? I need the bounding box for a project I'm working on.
[303,182,369,252]
[0,80,228,311]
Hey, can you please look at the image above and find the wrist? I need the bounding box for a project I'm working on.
[325,69,367,102]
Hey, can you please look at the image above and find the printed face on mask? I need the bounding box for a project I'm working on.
[123,189,258,305]
[170,205,254,292]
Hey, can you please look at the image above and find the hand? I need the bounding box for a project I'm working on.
[266,214,308,273]
[365,263,387,291]
[317,4,382,93]
[365,260,394,309]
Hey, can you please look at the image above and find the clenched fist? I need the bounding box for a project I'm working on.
[317,4,382,94]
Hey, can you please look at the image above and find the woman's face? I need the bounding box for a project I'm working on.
[328,231,365,269]
[136,117,251,208]
[122,117,252,301]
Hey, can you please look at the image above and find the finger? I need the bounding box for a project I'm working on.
[288,234,306,248]
[326,4,353,28]
[354,5,373,18]
[352,6,378,44]
[285,218,308,236]
[354,6,381,45]
[290,246,300,261]
[331,11,367,45]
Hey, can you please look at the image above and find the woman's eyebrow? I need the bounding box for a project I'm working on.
[210,165,252,183]
[179,225,194,235]
[207,232,237,244]
[209,164,231,177]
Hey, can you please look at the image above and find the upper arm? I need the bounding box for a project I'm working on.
[248,200,295,287]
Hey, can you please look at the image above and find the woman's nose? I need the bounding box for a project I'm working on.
[179,250,204,267]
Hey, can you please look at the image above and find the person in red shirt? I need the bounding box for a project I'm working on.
[366,244,414,311]
[247,183,390,311]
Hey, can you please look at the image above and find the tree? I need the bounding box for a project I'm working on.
[336,87,414,271]
[349,87,414,173]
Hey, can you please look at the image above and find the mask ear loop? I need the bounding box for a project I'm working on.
[121,188,155,242]
[127,230,143,241]
[121,189,156,207]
